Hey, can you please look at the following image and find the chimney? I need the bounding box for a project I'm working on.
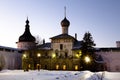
[43,39,45,44]
[75,33,77,40]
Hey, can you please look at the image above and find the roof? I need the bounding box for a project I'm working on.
[72,41,82,50]
[61,17,70,27]
[95,47,120,52]
[50,34,75,40]
[0,45,22,53]
[18,19,35,42]
[38,43,51,50]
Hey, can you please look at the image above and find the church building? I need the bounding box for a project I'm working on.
[0,10,120,71]
[20,15,84,71]
[19,15,120,71]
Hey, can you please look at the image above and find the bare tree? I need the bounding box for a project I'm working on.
[35,35,43,45]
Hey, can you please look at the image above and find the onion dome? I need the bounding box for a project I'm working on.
[61,17,70,27]
[19,18,35,42]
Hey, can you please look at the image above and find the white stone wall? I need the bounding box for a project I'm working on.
[0,50,22,69]
[96,51,120,72]
[51,39,73,56]
[17,42,36,50]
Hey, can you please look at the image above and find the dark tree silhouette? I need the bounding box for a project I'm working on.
[80,32,96,71]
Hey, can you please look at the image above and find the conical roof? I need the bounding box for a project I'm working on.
[19,19,35,42]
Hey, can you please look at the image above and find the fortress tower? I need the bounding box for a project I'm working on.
[16,18,36,50]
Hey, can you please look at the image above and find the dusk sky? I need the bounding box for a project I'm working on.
[0,0,120,48]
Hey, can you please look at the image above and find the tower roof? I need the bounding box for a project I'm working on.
[19,18,35,42]
[61,7,70,27]
[61,17,70,27]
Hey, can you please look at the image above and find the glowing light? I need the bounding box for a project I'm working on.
[63,65,66,70]
[56,65,59,70]
[52,53,56,58]
[23,54,26,58]
[37,53,41,57]
[79,50,82,54]
[79,50,82,56]
[84,56,91,63]
[75,65,78,70]
[76,54,79,58]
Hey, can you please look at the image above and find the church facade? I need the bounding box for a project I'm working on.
[0,14,120,71]
[18,16,83,71]
[16,16,120,71]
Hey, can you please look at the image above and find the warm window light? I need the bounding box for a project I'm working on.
[79,50,82,54]
[63,65,66,70]
[84,56,91,63]
[79,51,82,56]
[56,65,59,70]
[37,53,41,57]
[23,54,26,58]
[75,52,82,58]
[75,54,79,58]
[75,65,78,70]
[52,53,56,58]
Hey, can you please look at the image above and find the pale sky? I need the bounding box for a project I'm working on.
[0,0,120,48]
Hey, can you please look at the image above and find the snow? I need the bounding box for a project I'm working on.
[0,70,120,80]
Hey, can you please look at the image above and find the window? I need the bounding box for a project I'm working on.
[56,65,59,70]
[63,65,66,70]
[60,44,63,50]
[55,50,59,57]
[75,65,78,70]
[65,52,68,58]
[56,52,58,57]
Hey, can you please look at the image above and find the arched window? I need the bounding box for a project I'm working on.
[63,65,66,70]
[75,65,78,70]
[60,44,63,50]
[65,49,68,58]
[56,65,59,70]
[65,52,68,58]
[55,49,59,57]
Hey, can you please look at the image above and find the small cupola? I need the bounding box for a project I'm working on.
[19,18,35,42]
[61,17,70,27]
[61,7,70,34]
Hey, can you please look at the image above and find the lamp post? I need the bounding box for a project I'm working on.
[37,53,41,71]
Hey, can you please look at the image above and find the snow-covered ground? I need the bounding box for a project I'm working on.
[0,70,120,80]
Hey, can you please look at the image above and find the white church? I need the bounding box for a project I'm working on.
[0,16,120,71]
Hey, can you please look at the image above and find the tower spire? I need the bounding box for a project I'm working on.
[64,6,66,18]
[26,16,29,25]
